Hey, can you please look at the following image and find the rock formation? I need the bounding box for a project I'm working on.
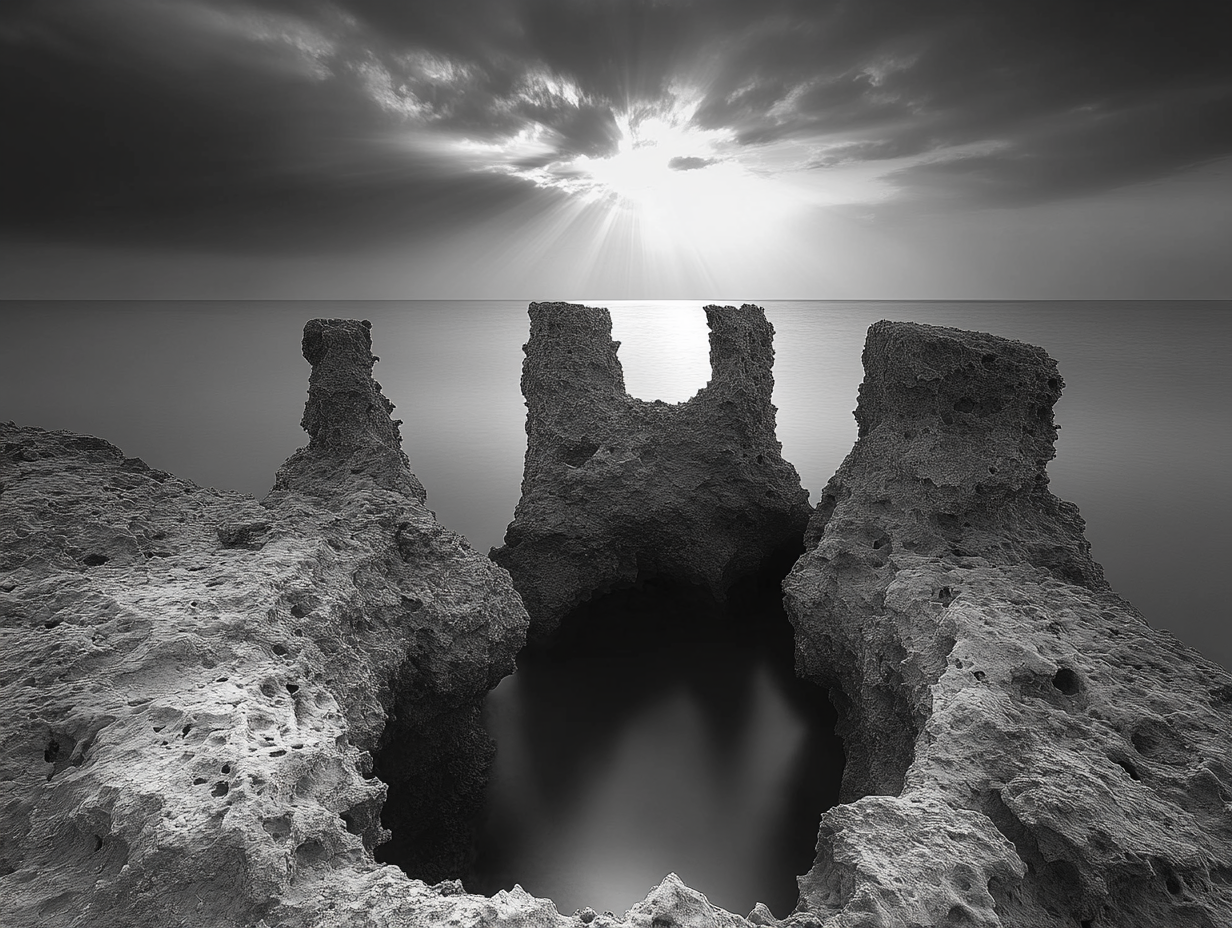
[0,320,533,926]
[3,311,1231,928]
[784,321,1232,927]
[491,302,812,637]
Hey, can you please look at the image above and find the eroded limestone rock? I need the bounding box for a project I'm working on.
[784,321,1232,928]
[0,318,766,928]
[0,320,527,924]
[492,302,812,637]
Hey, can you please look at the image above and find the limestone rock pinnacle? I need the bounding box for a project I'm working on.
[275,317,426,502]
[491,301,813,637]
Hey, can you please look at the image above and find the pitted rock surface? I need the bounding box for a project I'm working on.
[784,321,1232,928]
[0,320,534,926]
[0,317,773,928]
[491,302,812,637]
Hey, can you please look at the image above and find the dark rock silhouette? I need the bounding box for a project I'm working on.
[491,302,812,637]
[785,321,1232,928]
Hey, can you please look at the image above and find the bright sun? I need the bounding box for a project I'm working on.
[582,113,713,202]
[566,110,801,268]
[455,96,822,293]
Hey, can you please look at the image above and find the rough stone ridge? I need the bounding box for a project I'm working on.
[783,321,1232,928]
[491,301,812,637]
[0,320,535,925]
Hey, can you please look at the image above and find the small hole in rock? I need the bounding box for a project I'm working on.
[43,619,62,630]
[290,603,308,619]
[1165,874,1182,895]
[286,683,299,694]
[181,724,192,737]
[211,782,229,797]
[82,553,109,567]
[973,670,986,681]
[193,777,207,785]
[272,644,289,656]
[221,763,231,774]
[270,749,286,757]
[1052,667,1081,696]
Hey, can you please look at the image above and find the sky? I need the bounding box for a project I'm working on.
[2,0,1231,299]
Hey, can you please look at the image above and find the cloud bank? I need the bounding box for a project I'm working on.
[2,0,1229,250]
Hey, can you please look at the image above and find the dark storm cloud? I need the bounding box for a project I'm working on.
[0,0,625,250]
[689,1,1232,203]
[2,0,1230,250]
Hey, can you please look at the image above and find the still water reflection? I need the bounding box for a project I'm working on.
[471,579,844,917]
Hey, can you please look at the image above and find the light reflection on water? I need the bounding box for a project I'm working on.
[470,582,845,918]
[477,658,809,915]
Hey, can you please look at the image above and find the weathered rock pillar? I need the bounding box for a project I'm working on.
[784,321,1232,928]
[491,301,812,637]
[275,318,426,502]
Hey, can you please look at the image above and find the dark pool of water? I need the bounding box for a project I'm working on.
[469,576,845,918]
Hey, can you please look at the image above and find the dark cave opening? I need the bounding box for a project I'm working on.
[465,559,846,917]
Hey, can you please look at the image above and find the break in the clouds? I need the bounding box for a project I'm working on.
[2,0,1230,255]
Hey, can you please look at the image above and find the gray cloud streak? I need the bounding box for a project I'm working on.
[2,0,1229,250]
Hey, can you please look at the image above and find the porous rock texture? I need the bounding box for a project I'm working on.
[492,302,812,637]
[0,318,538,927]
[784,321,1232,928]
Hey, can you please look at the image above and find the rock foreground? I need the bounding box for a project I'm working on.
[785,322,1232,927]
[1,311,1230,928]
[492,302,812,637]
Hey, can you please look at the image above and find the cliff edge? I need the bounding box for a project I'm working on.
[783,321,1232,928]
[492,302,812,637]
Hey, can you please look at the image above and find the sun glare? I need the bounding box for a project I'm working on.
[449,94,841,294]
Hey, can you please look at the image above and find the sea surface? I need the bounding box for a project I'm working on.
[3,299,1230,914]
